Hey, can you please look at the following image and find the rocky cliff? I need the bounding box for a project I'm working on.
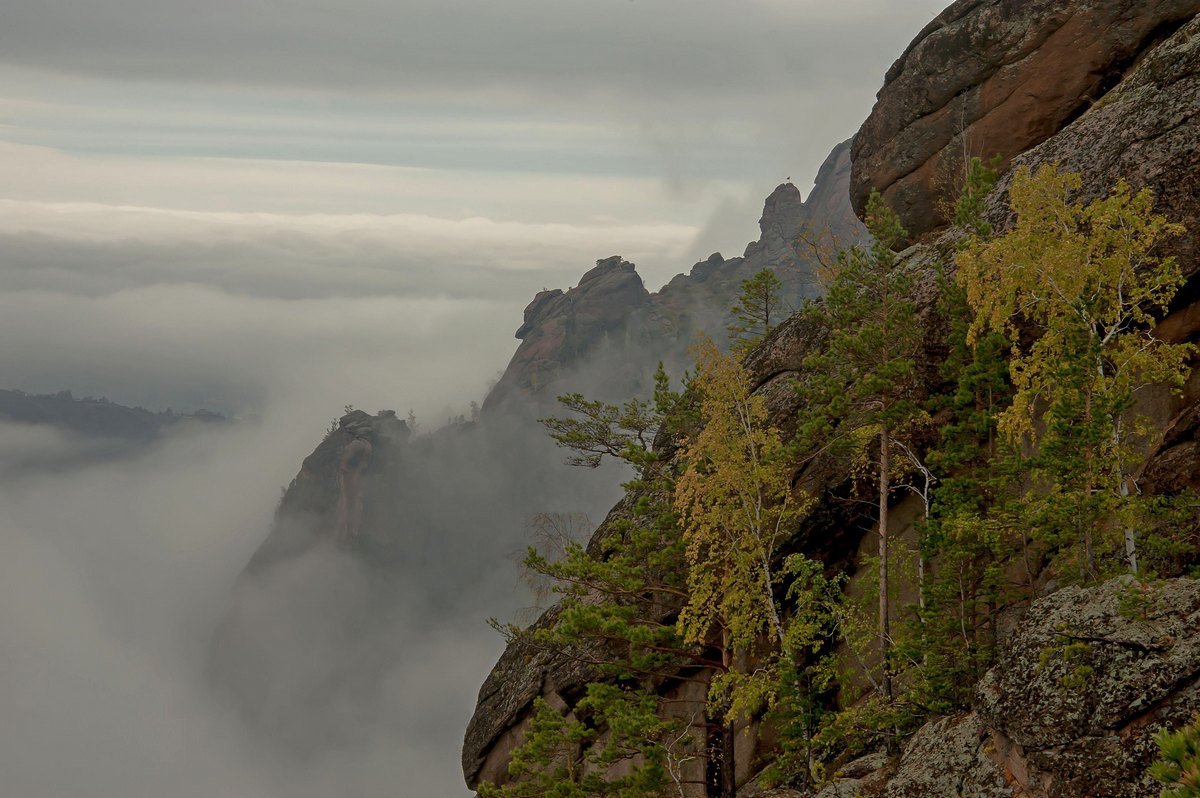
[757,577,1200,798]
[464,2,1200,795]
[850,0,1200,241]
[483,140,864,412]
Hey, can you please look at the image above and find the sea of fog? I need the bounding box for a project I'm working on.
[0,202,716,797]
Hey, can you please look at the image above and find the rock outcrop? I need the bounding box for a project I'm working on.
[786,578,1200,798]
[238,409,410,575]
[851,0,1200,240]
[483,256,660,412]
[211,142,865,759]
[483,140,866,412]
[461,306,896,793]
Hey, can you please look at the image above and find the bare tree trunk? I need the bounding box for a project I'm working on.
[879,423,892,704]
[721,722,737,798]
[1122,481,1138,576]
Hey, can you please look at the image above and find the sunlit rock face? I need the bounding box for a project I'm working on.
[851,0,1200,241]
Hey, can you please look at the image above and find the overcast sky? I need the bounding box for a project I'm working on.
[0,0,944,414]
[0,0,940,419]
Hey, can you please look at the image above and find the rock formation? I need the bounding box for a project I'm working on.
[464,2,1200,795]
[851,0,1200,241]
[209,138,866,760]
[484,139,865,412]
[236,409,409,575]
[759,578,1200,798]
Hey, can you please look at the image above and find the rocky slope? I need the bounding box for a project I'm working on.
[463,2,1200,795]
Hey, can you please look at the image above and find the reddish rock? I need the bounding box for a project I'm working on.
[851,0,1200,240]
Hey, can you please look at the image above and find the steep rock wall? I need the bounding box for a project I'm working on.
[851,0,1200,240]
[762,578,1200,798]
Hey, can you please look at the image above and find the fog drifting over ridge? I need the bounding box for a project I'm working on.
[0,2,942,795]
[0,418,514,797]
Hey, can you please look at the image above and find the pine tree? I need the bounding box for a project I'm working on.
[481,366,711,797]
[728,268,786,351]
[1152,716,1200,798]
[795,191,923,709]
[903,157,1018,710]
[477,686,675,798]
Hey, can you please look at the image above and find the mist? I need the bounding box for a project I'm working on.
[0,412,544,797]
[0,2,944,794]
[0,227,641,797]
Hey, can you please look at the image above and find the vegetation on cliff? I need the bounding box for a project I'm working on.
[477,164,1200,798]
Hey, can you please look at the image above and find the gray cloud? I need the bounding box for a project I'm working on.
[0,2,939,202]
[3,1,930,99]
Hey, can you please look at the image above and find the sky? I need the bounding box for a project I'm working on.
[0,2,945,796]
[0,0,941,419]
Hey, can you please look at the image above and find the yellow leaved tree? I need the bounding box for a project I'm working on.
[957,164,1193,579]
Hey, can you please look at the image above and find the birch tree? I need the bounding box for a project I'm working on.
[957,165,1192,579]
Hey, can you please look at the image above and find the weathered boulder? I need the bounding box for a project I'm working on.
[818,578,1200,798]
[852,0,1200,239]
[972,577,1200,797]
[884,714,1008,798]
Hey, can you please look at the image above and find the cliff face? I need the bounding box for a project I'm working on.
[235,409,411,576]
[851,0,1200,241]
[483,140,865,413]
[464,2,1200,795]
[859,2,1200,501]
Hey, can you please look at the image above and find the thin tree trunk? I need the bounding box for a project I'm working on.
[1121,478,1138,576]
[721,722,737,798]
[761,556,786,649]
[879,423,892,703]
[917,555,927,614]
